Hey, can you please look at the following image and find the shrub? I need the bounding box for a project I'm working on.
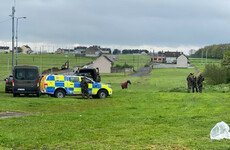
[114,64,133,68]
[203,64,227,85]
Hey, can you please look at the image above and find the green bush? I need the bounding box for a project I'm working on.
[114,64,133,68]
[203,64,227,85]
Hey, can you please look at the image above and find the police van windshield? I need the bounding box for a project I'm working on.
[15,69,38,80]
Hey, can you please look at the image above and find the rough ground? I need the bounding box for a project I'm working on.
[0,112,31,119]
[129,67,152,76]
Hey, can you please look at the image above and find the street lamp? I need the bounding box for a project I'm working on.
[15,16,26,66]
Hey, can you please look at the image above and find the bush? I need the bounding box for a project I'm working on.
[203,64,227,85]
[114,64,133,69]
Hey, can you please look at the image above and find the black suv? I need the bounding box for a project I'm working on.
[13,65,41,97]
[4,75,13,93]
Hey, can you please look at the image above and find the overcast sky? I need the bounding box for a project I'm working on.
[1,0,230,53]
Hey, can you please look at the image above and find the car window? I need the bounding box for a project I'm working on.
[15,69,38,80]
[85,78,94,83]
[69,77,80,83]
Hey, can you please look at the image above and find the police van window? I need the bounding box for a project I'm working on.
[15,69,37,80]
[86,78,93,83]
[69,77,79,83]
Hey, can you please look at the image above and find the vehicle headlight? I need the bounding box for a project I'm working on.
[108,84,111,88]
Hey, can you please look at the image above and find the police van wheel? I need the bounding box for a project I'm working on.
[55,90,65,98]
[98,90,107,99]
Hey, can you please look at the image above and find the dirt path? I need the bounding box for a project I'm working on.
[0,112,31,119]
[129,67,152,76]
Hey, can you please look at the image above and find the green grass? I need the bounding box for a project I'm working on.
[0,53,96,80]
[0,55,230,149]
[113,54,150,71]
[189,57,221,72]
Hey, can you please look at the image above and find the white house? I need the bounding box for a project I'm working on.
[164,52,182,64]
[177,54,188,68]
[0,46,10,53]
[89,55,113,73]
[21,45,32,54]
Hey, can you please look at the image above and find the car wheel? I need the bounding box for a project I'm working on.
[97,90,108,99]
[5,88,9,93]
[55,89,65,98]
[13,93,18,97]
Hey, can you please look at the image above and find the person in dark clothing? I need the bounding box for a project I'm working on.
[187,73,198,93]
[121,80,131,89]
[81,76,89,99]
[191,74,198,93]
[187,73,193,93]
[197,72,204,93]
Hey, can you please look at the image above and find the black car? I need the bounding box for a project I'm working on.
[13,65,41,97]
[4,75,13,93]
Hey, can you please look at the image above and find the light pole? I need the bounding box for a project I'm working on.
[10,6,15,73]
[16,16,26,66]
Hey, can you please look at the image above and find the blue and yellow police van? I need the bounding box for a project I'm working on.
[40,75,112,98]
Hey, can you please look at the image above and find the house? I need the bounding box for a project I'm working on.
[151,51,165,63]
[56,48,74,54]
[21,45,32,54]
[56,48,64,54]
[74,46,87,56]
[177,54,188,68]
[101,48,111,54]
[0,46,10,53]
[164,52,182,64]
[85,45,102,57]
[88,55,113,73]
[64,49,74,54]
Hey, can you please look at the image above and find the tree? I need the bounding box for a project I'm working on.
[113,49,121,55]
[221,51,230,69]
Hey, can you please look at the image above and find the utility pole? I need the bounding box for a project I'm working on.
[16,17,26,66]
[11,6,15,73]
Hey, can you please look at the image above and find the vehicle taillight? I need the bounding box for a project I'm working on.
[37,80,40,88]
[44,83,48,89]
[6,79,9,83]
[12,79,14,87]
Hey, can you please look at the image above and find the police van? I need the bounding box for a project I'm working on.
[40,75,112,98]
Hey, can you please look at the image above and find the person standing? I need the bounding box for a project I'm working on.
[121,80,131,89]
[81,76,90,99]
[191,74,198,93]
[187,73,193,93]
[197,72,204,93]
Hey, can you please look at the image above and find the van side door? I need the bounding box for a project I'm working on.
[68,77,81,94]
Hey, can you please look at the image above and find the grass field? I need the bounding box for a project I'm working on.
[0,53,96,80]
[113,54,150,71]
[0,56,230,149]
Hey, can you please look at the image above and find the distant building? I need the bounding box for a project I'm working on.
[85,45,102,57]
[74,46,87,56]
[89,55,113,73]
[177,54,188,68]
[101,48,111,54]
[56,48,74,54]
[0,46,10,53]
[164,52,182,64]
[21,45,32,54]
